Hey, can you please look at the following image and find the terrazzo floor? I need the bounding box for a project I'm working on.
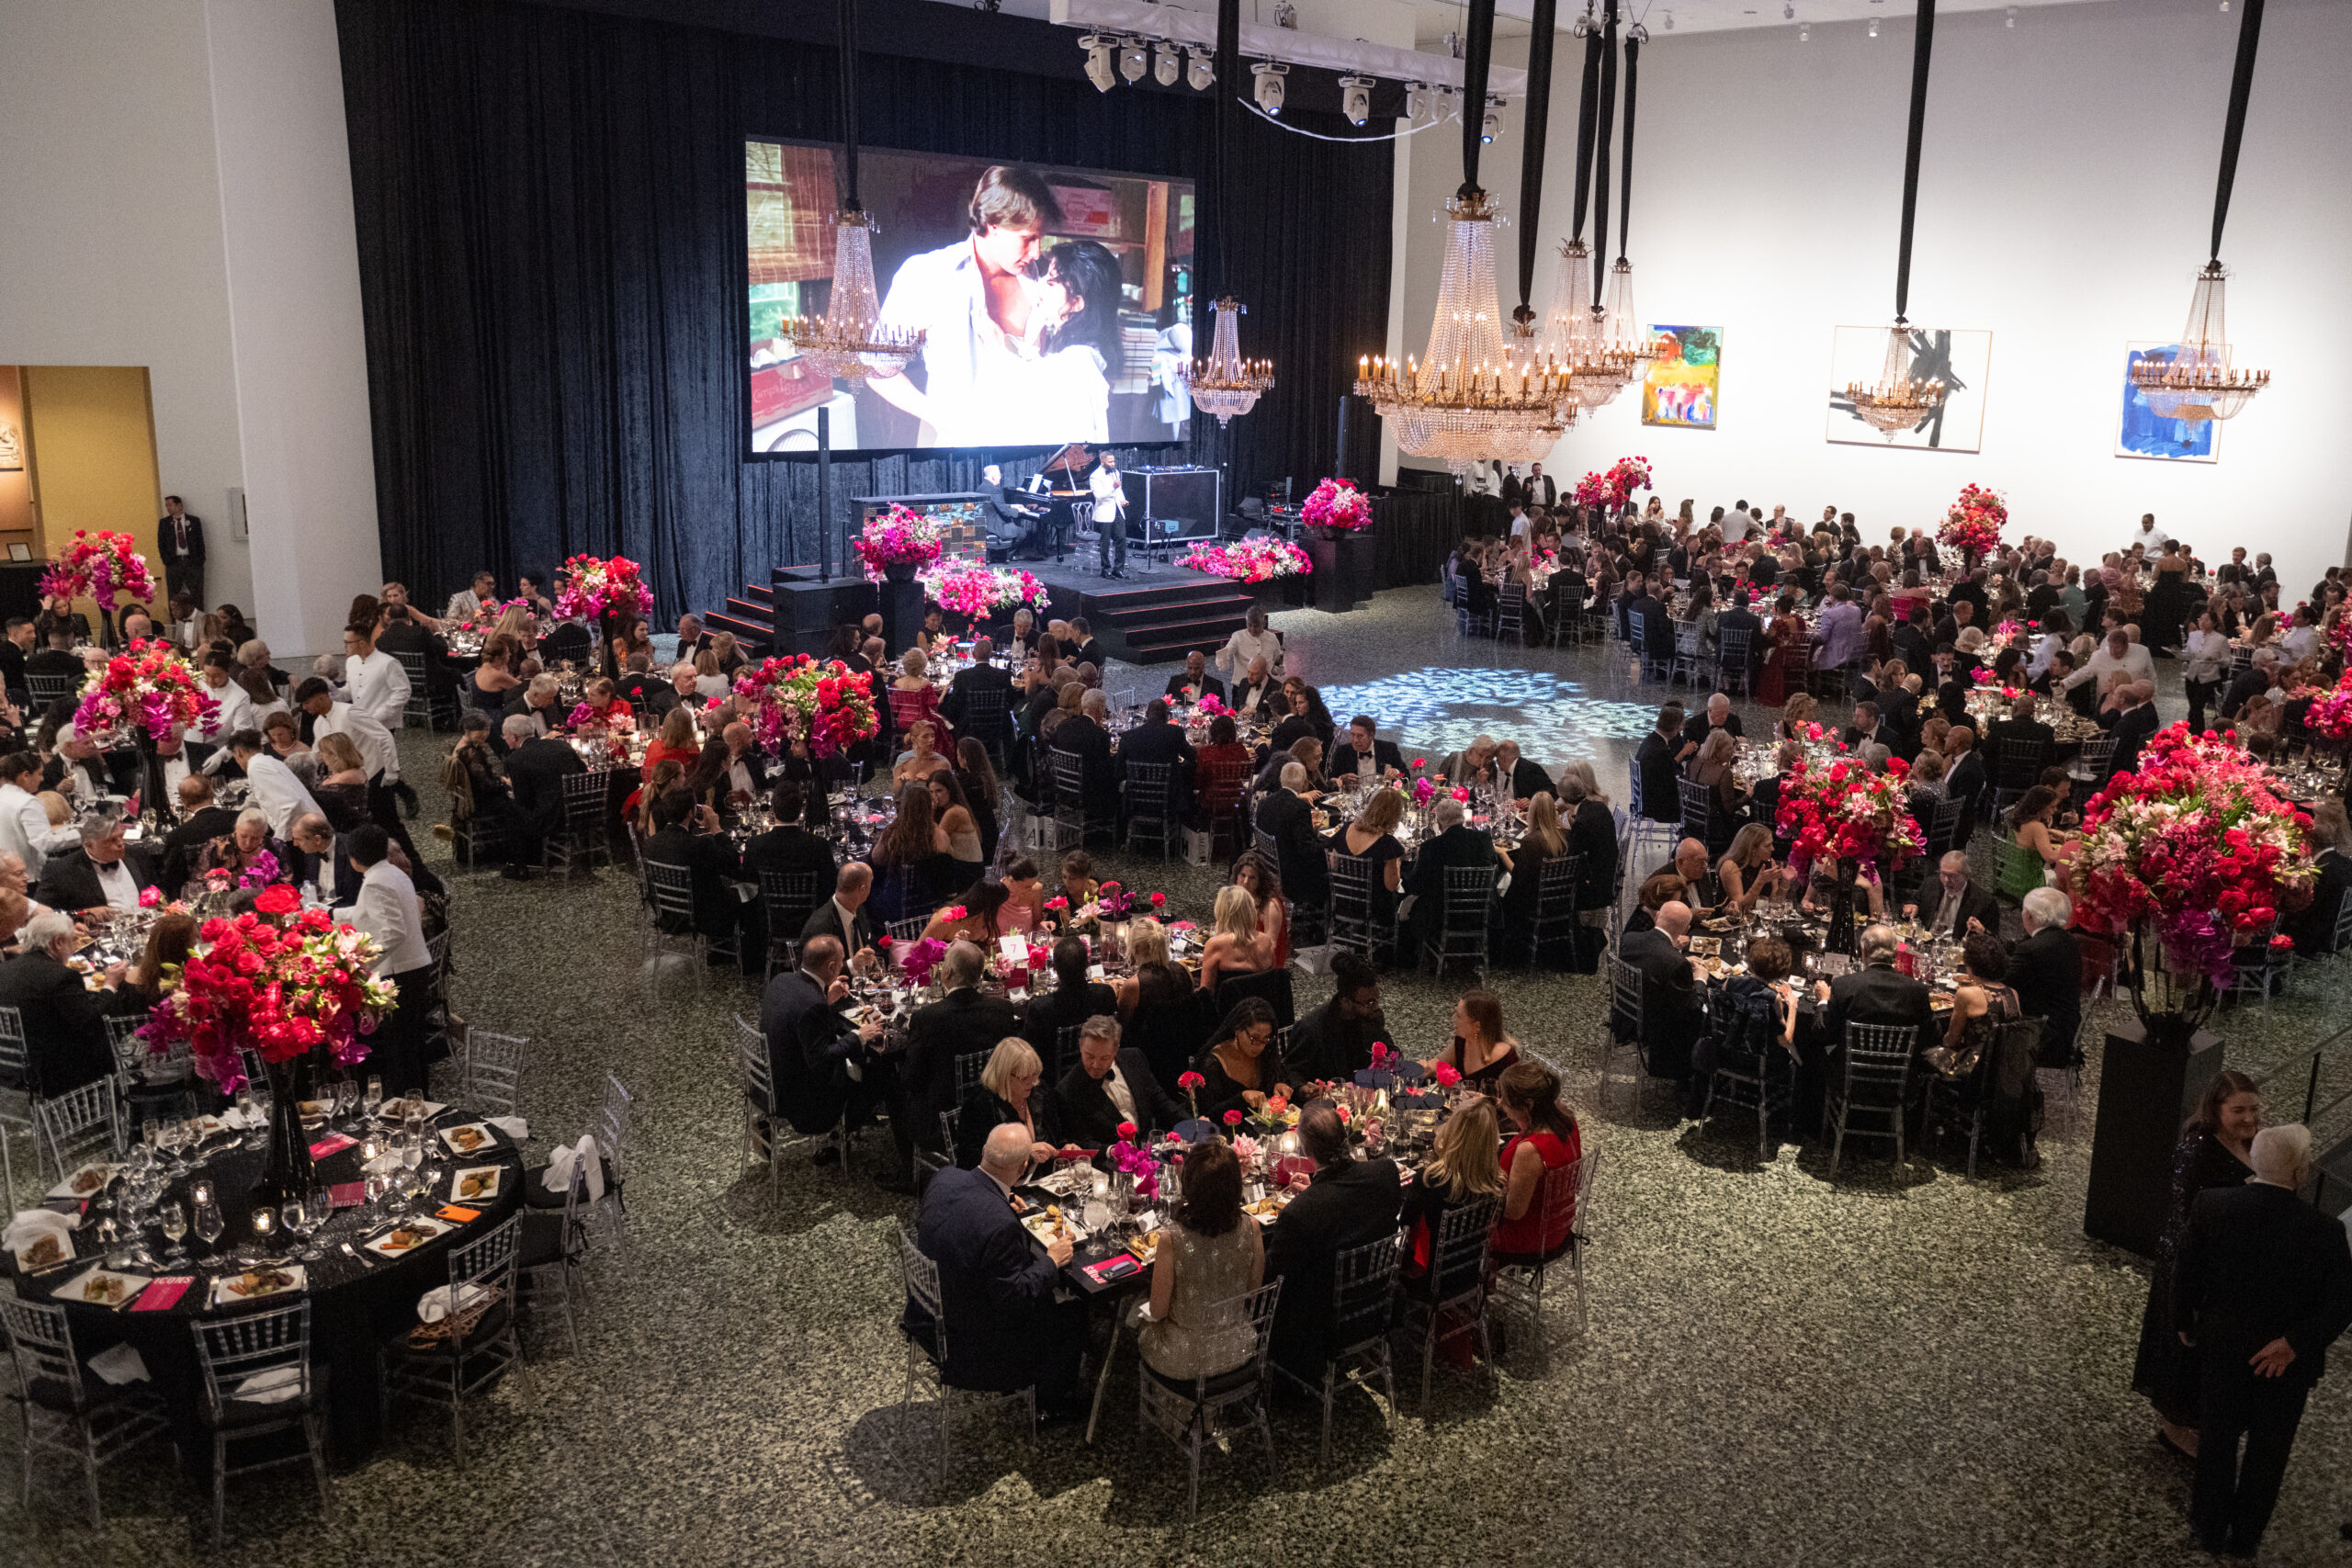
[7,584,2351,1568]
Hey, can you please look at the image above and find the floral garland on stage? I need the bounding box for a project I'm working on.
[2070,724,2314,989]
[1938,483,2007,565]
[141,898,398,1094]
[73,638,217,744]
[919,559,1048,619]
[1177,538,1311,582]
[1570,456,1652,513]
[1773,750,1924,882]
[730,653,879,758]
[42,530,157,608]
[1299,478,1373,533]
[554,555,654,621]
[854,504,945,581]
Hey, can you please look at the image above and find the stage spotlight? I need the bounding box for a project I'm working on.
[1340,74,1376,127]
[1404,81,1429,121]
[1251,61,1287,116]
[1186,46,1214,91]
[1155,39,1182,85]
[1118,37,1149,85]
[1080,34,1116,93]
[1481,96,1505,144]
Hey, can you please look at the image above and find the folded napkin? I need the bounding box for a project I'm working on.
[86,1344,151,1386]
[232,1365,304,1404]
[5,1209,76,1266]
[416,1281,493,1325]
[486,1116,529,1144]
[220,1106,255,1130]
[540,1134,605,1202]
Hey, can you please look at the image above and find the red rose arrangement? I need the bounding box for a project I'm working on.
[42,529,157,608]
[730,654,879,759]
[1176,538,1311,582]
[1938,483,2007,565]
[2070,723,2315,987]
[553,555,653,621]
[140,907,398,1095]
[1773,750,1924,882]
[1570,457,1653,512]
[73,638,218,745]
[2304,673,2352,743]
[1431,1062,1462,1089]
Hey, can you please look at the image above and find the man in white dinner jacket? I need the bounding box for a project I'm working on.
[0,750,82,875]
[335,823,437,1096]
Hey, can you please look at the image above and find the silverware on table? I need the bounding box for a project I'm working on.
[338,1241,377,1269]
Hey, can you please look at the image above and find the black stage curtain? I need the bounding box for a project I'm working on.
[335,0,1393,624]
[1370,491,1464,591]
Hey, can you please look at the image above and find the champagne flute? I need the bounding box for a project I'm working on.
[158,1200,189,1267]
[305,1181,336,1259]
[362,1075,384,1128]
[193,1198,224,1260]
[333,1077,357,1129]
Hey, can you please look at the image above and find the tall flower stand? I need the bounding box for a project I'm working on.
[2083,1021,2223,1258]
[878,561,923,660]
[1307,529,1374,614]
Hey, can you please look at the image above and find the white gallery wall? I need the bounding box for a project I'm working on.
[1395,0,2352,594]
[0,0,379,656]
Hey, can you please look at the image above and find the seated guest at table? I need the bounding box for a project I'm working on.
[1192,714,1254,829]
[1268,679,1336,759]
[1329,785,1405,928]
[1021,933,1119,1059]
[1718,932,1800,1082]
[642,786,746,962]
[1230,852,1290,976]
[1843,700,1894,756]
[1402,795,1498,954]
[2006,785,2076,894]
[105,910,199,1021]
[899,941,1023,1160]
[953,1035,1063,1171]
[2102,680,2161,782]
[1716,823,1783,916]
[1650,836,1722,915]
[802,862,879,973]
[1250,737,1325,801]
[159,772,240,893]
[1623,871,1687,939]
[1162,650,1225,706]
[992,853,1046,932]
[741,778,837,890]
[865,783,953,926]
[0,907,123,1092]
[1117,918,1204,1088]
[1400,1096,1504,1294]
[1433,734,1502,794]
[1052,690,1120,824]
[495,673,565,755]
[1058,850,1100,911]
[1228,651,1282,722]
[1491,1059,1585,1264]
[2008,886,2083,1066]
[1550,773,1617,972]
[1255,761,1329,917]
[1633,703,1684,822]
[1055,1014,1182,1149]
[1620,901,1707,1107]
[907,1122,1088,1416]
[36,807,162,915]
[308,731,372,833]
[1192,996,1288,1122]
[1199,884,1276,996]
[1685,728,1751,835]
[922,768,985,887]
[1496,789,1566,932]
[1263,1105,1402,1382]
[1817,923,1937,1058]
[2283,800,2352,955]
[1493,739,1554,807]
[1677,693,1744,767]
[937,637,1012,736]
[1908,850,2000,942]
[1337,714,1404,783]
[1284,953,1385,1085]
[499,713,585,876]
[914,877,1009,949]
[1136,1135,1265,1382]
[1117,697,1195,807]
[189,807,282,896]
[1427,986,1521,1092]
[892,719,949,788]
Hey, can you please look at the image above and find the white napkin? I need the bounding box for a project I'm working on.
[486,1116,528,1144]
[87,1345,150,1385]
[540,1134,605,1202]
[232,1365,303,1404]
[415,1281,492,1325]
[4,1209,75,1268]
[220,1106,254,1130]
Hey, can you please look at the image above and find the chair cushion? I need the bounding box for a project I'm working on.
[516,1211,571,1269]
[1143,1356,1259,1402]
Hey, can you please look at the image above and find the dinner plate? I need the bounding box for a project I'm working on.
[1020,1209,1086,1247]
[438,1122,497,1156]
[56,1265,146,1309]
[448,1165,503,1202]
[378,1096,447,1122]
[364,1218,452,1258]
[48,1163,117,1201]
[210,1266,307,1306]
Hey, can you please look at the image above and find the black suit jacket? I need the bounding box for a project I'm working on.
[1165,671,1227,704]
[1619,926,1703,1072]
[2007,924,2081,1060]
[158,513,205,569]
[758,969,858,1135]
[1823,962,1936,1055]
[1116,718,1194,786]
[1051,1049,1182,1148]
[35,844,164,915]
[1019,981,1120,1063]
[1921,876,2001,942]
[741,825,836,889]
[162,805,241,893]
[798,898,876,964]
[902,988,1023,1151]
[1255,788,1329,905]
[491,694,560,756]
[1984,716,2054,780]
[1633,730,1680,822]
[2173,1181,2352,1393]
[0,951,113,1094]
[1329,738,1405,782]
[1405,823,1497,905]
[643,825,742,939]
[1229,673,1279,718]
[1264,1156,1404,1373]
[1504,755,1555,801]
[1050,716,1118,809]
[940,661,1013,731]
[908,1166,1072,1393]
[1717,607,1766,665]
[503,737,585,835]
[2107,703,2160,782]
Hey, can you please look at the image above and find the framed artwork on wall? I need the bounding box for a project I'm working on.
[1825,325,1992,453]
[1641,326,1720,430]
[2116,342,2220,463]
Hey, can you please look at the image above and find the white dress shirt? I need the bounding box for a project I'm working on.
[1090,467,1125,525]
[92,858,140,912]
[2027,632,2066,680]
[0,782,79,874]
[1214,626,1286,682]
[1099,1060,1137,1123]
[2183,628,2232,684]
[336,859,433,976]
[2060,640,2156,692]
[312,700,401,784]
[243,752,323,839]
[2282,624,2320,664]
[342,649,411,731]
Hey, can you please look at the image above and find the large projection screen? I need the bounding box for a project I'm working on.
[748,140,1196,456]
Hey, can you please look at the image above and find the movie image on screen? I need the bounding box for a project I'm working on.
[747,140,1196,455]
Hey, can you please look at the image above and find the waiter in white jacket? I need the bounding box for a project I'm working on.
[1213,603,1286,682]
[294,677,413,858]
[0,751,82,874]
[341,622,411,731]
[334,823,436,1094]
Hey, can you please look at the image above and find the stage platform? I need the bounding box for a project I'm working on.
[700,550,1262,667]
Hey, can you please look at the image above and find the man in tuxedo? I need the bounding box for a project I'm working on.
[1493,739,1554,806]
[899,941,1023,1162]
[642,785,747,963]
[1114,697,1193,825]
[1893,607,1936,675]
[0,908,124,1093]
[1053,1015,1182,1149]
[1229,654,1280,721]
[1524,462,1556,508]
[1065,617,1106,672]
[1263,1106,1403,1382]
[2173,1124,2352,1557]
[760,933,887,1158]
[1334,715,1404,785]
[977,463,1045,556]
[1402,795,1495,953]
[159,773,239,894]
[375,604,458,721]
[2008,886,2082,1068]
[1283,954,1386,1083]
[1050,690,1119,825]
[35,809,163,915]
[2101,680,2161,783]
[494,675,564,756]
[1818,924,1937,1057]
[0,618,31,703]
[1633,701,1685,823]
[25,626,87,696]
[1844,700,1894,757]
[1717,589,1766,681]
[1909,852,1999,942]
[741,778,836,888]
[286,813,364,909]
[158,495,206,606]
[1626,576,1673,667]
[939,637,1014,735]
[499,713,585,876]
[1257,761,1331,913]
[1163,649,1225,706]
[1984,693,2054,784]
[2219,649,2278,728]
[800,862,879,972]
[1619,900,1707,1103]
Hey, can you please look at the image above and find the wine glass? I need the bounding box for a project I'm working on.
[158,1200,189,1267]
[283,1197,319,1262]
[400,1134,428,1211]
[193,1197,225,1259]
[362,1076,384,1128]
[304,1181,336,1259]
[333,1077,357,1129]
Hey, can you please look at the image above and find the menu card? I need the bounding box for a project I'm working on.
[131,1277,195,1312]
[309,1133,357,1159]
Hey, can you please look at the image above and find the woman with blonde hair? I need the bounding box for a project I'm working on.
[311,732,371,832]
[892,719,944,786]
[692,646,731,702]
[1556,757,1608,807]
[1401,1095,1505,1293]
[1198,883,1274,994]
[889,646,950,747]
[1716,821,1781,914]
[1498,791,1567,926]
[951,1035,1060,1170]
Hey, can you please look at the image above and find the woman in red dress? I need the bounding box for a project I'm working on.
[1756,591,1809,708]
[1490,1058,1584,1262]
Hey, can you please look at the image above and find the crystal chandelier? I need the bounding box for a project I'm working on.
[1183,297,1275,427]
[782,213,924,380]
[1846,321,1947,437]
[1356,191,1577,474]
[2130,263,2267,423]
[1539,241,1634,410]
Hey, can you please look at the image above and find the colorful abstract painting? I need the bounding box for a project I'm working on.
[1642,326,1720,429]
[1825,325,1992,453]
[2116,342,2220,463]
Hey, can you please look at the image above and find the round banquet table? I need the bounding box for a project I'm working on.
[7,1108,528,1458]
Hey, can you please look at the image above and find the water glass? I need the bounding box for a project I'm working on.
[362,1076,384,1127]
[193,1199,225,1255]
[158,1201,190,1266]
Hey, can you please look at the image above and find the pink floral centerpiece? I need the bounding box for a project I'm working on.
[554,554,654,621]
[1177,538,1311,582]
[1938,483,2007,568]
[72,638,217,745]
[854,504,944,581]
[42,529,157,610]
[1299,478,1373,534]
[730,653,880,758]
[1570,457,1652,512]
[919,559,1049,619]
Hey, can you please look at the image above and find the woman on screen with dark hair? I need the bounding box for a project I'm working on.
[1027,239,1122,443]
